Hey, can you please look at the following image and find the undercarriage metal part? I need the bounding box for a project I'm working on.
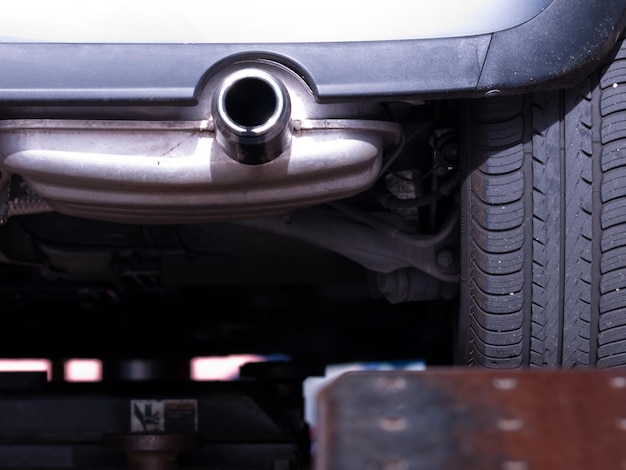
[374,267,458,303]
[103,433,201,470]
[237,204,460,284]
[0,61,401,224]
[0,370,305,470]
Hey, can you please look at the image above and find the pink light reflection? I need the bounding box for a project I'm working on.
[0,359,51,381]
[65,359,102,382]
[0,355,268,382]
[191,354,266,380]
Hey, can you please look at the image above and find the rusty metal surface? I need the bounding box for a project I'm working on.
[103,433,201,470]
[315,368,626,470]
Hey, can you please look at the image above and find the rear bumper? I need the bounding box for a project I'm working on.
[0,0,625,105]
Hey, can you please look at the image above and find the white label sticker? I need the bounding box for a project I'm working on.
[131,399,197,433]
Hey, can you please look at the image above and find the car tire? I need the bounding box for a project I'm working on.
[459,38,626,368]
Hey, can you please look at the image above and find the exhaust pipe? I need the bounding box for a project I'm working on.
[0,60,404,223]
[212,68,291,165]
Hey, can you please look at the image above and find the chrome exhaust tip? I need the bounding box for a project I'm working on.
[212,68,291,165]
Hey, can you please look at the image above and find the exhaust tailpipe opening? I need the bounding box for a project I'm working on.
[213,68,291,165]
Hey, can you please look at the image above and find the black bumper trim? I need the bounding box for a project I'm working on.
[477,0,626,94]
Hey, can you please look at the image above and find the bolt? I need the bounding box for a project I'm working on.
[383,459,409,470]
[610,376,626,389]
[497,417,524,431]
[440,143,459,164]
[433,164,448,176]
[437,249,455,268]
[376,376,407,391]
[501,461,528,470]
[492,378,518,390]
[379,416,408,432]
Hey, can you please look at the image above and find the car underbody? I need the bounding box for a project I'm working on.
[2,1,626,468]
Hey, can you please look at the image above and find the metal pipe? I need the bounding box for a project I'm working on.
[212,68,291,165]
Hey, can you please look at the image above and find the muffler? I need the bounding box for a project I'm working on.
[212,68,291,165]
[0,60,403,224]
